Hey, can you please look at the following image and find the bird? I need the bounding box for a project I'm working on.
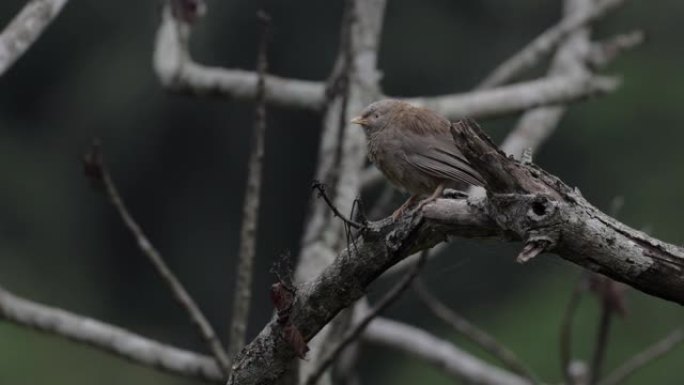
[351,99,484,219]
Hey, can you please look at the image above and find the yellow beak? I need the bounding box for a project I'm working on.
[350,116,367,125]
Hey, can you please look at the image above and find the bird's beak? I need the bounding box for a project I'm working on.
[350,116,367,126]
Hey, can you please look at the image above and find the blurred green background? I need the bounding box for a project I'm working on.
[0,0,682,384]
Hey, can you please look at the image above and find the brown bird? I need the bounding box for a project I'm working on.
[351,99,484,219]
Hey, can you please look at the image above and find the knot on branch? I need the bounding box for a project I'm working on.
[489,193,561,263]
[450,119,571,262]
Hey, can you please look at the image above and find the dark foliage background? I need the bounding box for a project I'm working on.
[0,0,682,384]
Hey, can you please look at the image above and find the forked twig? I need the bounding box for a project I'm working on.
[312,180,365,229]
[82,141,231,375]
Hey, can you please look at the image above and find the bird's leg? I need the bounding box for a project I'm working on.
[415,184,445,213]
[391,195,419,220]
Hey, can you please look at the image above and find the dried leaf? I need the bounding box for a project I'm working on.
[282,324,309,359]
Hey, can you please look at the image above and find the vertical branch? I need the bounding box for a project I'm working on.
[560,276,587,385]
[589,299,613,385]
[228,10,271,360]
[82,144,231,375]
[296,0,385,382]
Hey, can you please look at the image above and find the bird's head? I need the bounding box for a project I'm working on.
[350,99,407,135]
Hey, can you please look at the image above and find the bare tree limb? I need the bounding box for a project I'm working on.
[599,329,684,385]
[363,318,531,385]
[83,144,231,374]
[0,0,71,76]
[0,284,224,383]
[153,4,326,110]
[304,251,427,385]
[406,74,618,121]
[414,281,538,383]
[477,0,625,89]
[227,10,270,362]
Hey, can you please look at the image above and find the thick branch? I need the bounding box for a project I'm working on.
[153,5,325,110]
[0,0,70,76]
[449,120,684,301]
[0,285,223,382]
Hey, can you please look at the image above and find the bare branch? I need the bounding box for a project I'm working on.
[153,4,326,110]
[304,251,427,385]
[414,281,538,383]
[406,74,619,121]
[477,0,625,89]
[0,0,70,76]
[227,10,270,362]
[364,318,531,385]
[0,285,223,382]
[83,144,231,374]
[599,329,684,385]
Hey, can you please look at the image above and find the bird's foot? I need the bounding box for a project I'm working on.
[391,195,419,221]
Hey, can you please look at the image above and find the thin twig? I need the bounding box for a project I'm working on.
[304,250,428,385]
[588,273,629,385]
[312,180,365,229]
[599,329,684,385]
[561,275,588,385]
[227,10,271,361]
[82,143,231,375]
[589,298,614,384]
[477,0,625,89]
[414,281,539,384]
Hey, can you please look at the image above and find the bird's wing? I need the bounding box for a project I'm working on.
[402,130,485,187]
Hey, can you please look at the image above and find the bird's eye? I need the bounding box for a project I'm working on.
[373,113,379,119]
